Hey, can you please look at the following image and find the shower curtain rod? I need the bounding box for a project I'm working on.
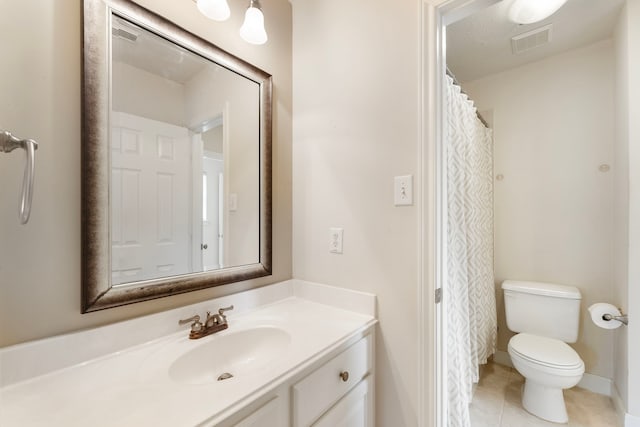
[446,66,489,128]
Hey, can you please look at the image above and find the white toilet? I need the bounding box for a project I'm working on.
[502,280,585,424]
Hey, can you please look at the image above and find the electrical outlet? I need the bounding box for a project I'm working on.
[394,175,413,206]
[329,227,343,254]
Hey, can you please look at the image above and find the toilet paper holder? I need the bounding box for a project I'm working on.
[602,312,629,326]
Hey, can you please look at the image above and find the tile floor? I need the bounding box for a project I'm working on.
[469,362,621,427]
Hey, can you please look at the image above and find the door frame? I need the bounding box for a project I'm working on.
[420,1,500,426]
[202,151,224,270]
[189,108,229,272]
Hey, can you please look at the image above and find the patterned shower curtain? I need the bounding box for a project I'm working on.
[444,75,497,427]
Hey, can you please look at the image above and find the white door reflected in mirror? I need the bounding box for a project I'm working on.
[110,14,260,287]
[111,112,191,285]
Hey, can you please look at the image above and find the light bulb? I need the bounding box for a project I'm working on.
[239,1,268,45]
[197,0,231,21]
[508,0,568,24]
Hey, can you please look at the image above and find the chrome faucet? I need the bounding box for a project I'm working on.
[178,305,234,339]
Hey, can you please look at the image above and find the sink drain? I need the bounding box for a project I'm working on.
[217,372,234,381]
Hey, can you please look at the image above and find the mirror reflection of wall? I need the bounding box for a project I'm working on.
[110,14,260,286]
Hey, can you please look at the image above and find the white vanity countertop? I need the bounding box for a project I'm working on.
[0,280,377,426]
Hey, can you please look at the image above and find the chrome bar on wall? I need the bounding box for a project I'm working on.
[0,129,38,224]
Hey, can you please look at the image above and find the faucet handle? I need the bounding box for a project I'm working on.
[218,305,234,319]
[178,314,203,332]
[204,311,222,327]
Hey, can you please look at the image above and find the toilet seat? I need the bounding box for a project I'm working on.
[509,333,584,372]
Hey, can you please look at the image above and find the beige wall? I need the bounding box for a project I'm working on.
[0,0,292,347]
[203,125,223,153]
[616,0,640,418]
[613,1,631,411]
[185,67,260,266]
[291,0,422,424]
[112,61,187,126]
[464,40,616,379]
[625,0,640,415]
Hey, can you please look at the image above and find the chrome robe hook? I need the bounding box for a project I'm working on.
[1,129,38,224]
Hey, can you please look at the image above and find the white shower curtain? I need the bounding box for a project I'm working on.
[444,75,497,427]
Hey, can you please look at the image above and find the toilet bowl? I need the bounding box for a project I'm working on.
[502,280,584,423]
[508,333,584,423]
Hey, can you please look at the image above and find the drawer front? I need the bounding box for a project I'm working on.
[292,335,372,427]
[313,375,373,427]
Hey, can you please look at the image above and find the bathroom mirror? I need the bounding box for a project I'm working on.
[81,0,272,312]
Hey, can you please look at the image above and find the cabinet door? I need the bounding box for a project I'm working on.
[214,393,287,427]
[313,375,373,427]
[233,396,282,427]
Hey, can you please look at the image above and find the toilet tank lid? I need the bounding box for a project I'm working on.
[502,280,581,299]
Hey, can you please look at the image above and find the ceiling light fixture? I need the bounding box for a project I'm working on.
[507,0,569,25]
[194,0,267,45]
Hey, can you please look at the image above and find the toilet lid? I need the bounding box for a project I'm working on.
[509,333,583,370]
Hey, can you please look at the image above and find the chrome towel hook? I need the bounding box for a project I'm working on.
[1,129,38,224]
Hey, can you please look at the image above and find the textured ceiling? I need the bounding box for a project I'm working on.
[446,0,625,83]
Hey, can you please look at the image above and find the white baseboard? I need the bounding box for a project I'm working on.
[578,373,612,396]
[614,387,640,427]
[626,414,640,427]
[492,350,612,396]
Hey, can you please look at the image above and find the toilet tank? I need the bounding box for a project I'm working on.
[502,280,581,343]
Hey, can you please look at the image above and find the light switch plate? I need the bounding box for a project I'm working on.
[394,175,413,206]
[329,227,343,254]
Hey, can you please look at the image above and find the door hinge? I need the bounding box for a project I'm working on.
[435,288,443,304]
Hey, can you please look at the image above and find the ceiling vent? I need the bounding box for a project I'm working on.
[112,27,139,43]
[511,24,553,54]
[112,19,140,43]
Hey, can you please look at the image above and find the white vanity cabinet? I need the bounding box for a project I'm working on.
[292,334,374,427]
[216,331,375,427]
[216,391,289,427]
[0,281,377,427]
[312,376,374,427]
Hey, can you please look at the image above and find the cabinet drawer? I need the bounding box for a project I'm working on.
[292,335,372,427]
[313,375,373,427]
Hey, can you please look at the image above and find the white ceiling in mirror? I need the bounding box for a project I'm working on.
[112,15,221,83]
[446,0,625,82]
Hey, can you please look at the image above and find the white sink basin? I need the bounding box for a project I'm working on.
[168,326,291,385]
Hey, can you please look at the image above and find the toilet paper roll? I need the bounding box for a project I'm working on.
[588,303,623,329]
